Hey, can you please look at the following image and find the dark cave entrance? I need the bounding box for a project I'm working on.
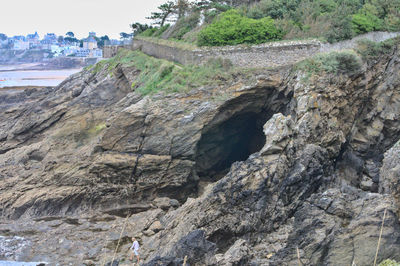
[194,110,270,182]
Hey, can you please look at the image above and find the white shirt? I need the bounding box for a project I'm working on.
[131,240,139,251]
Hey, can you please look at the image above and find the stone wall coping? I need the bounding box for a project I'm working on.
[103,31,400,67]
[192,39,322,52]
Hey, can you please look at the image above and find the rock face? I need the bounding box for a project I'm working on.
[1,42,400,265]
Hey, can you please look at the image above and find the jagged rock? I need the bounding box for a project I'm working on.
[360,175,374,191]
[143,229,155,237]
[148,221,164,233]
[260,113,294,155]
[215,239,250,266]
[1,41,400,265]
[380,141,400,208]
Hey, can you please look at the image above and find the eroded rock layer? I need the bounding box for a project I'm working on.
[1,42,400,265]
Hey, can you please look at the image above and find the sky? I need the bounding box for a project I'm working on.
[0,0,167,39]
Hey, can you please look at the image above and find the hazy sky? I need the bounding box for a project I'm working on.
[0,0,166,39]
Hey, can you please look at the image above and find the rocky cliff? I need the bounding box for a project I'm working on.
[0,39,400,265]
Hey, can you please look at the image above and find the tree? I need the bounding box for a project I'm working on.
[66,31,75,38]
[65,37,79,44]
[97,35,110,47]
[0,33,7,41]
[146,1,175,26]
[176,0,190,18]
[57,36,64,43]
[120,32,132,40]
[131,23,153,35]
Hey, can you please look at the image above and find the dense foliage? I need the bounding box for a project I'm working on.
[246,0,400,42]
[198,10,283,46]
[141,0,400,44]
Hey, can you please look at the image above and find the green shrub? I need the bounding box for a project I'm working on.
[323,9,354,43]
[153,24,170,37]
[140,28,158,37]
[296,51,362,77]
[352,4,383,33]
[198,9,283,46]
[203,9,220,24]
[384,13,400,31]
[356,37,398,61]
[378,259,400,266]
[247,0,301,20]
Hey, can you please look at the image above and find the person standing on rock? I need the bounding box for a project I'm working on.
[129,237,140,264]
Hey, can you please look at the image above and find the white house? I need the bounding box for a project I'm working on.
[13,40,30,50]
[51,45,63,57]
[89,49,103,58]
[83,37,98,50]
[63,45,80,56]
[75,48,90,57]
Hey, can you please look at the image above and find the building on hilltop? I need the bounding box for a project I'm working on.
[27,31,40,49]
[63,45,80,56]
[43,33,57,44]
[83,37,98,50]
[75,48,90,57]
[13,40,30,50]
[51,45,63,57]
[12,35,26,41]
[27,32,40,41]
[40,33,58,50]
[89,48,103,58]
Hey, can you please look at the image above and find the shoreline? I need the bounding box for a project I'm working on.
[0,85,49,91]
[0,67,82,88]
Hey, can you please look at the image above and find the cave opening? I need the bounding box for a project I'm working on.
[194,110,270,182]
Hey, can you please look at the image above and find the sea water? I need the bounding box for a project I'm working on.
[0,67,81,88]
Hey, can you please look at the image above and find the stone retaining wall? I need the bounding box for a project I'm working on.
[128,31,400,68]
[320,31,400,53]
[132,40,198,65]
[103,45,131,58]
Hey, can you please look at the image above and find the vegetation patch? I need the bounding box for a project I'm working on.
[164,12,201,40]
[89,49,139,75]
[91,49,236,95]
[198,9,283,46]
[132,53,234,95]
[135,36,197,51]
[356,37,398,61]
[296,50,362,78]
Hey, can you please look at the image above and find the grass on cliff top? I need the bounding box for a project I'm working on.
[135,36,198,51]
[91,49,236,95]
[295,50,363,81]
[295,36,399,80]
[356,37,399,62]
